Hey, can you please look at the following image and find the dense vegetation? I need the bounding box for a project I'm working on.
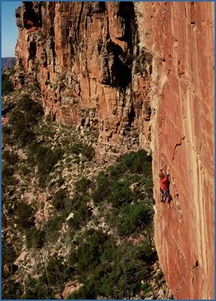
[2,72,14,95]
[2,89,169,299]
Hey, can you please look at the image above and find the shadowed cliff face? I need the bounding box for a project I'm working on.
[15,1,153,161]
[14,2,214,299]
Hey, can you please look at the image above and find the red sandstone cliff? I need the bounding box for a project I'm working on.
[15,1,152,159]
[14,2,214,299]
[134,3,214,298]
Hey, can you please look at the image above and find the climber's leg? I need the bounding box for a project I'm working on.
[164,190,170,202]
[160,188,165,202]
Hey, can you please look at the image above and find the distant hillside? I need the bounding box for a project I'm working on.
[2,57,16,71]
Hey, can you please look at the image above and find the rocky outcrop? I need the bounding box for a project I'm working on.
[61,281,83,299]
[15,2,153,160]
[14,2,214,299]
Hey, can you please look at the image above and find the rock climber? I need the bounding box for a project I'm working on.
[159,164,171,203]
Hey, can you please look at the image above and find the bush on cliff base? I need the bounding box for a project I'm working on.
[2,73,14,95]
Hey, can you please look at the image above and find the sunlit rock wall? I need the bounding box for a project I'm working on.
[135,2,214,298]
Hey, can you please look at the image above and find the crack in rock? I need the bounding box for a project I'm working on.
[172,136,185,161]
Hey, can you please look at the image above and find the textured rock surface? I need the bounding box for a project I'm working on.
[14,2,214,299]
[135,2,214,299]
[15,1,152,160]
[61,281,83,299]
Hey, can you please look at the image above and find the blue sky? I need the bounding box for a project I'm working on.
[1,1,21,57]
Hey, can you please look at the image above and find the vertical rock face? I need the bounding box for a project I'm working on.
[135,2,214,299]
[14,2,214,299]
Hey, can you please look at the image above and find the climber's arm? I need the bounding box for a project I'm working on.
[166,168,171,183]
[160,164,167,172]
[166,167,170,176]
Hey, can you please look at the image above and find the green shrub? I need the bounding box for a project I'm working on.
[143,177,153,194]
[20,164,31,175]
[82,145,95,160]
[141,283,152,295]
[2,278,23,299]
[92,172,112,204]
[108,162,126,178]
[22,276,51,299]
[72,192,90,208]
[104,207,120,229]
[27,145,64,184]
[38,123,55,138]
[2,243,16,264]
[2,166,16,194]
[63,196,75,216]
[37,146,64,176]
[2,162,16,194]
[70,143,95,160]
[118,203,153,236]
[68,244,79,267]
[98,260,145,298]
[64,191,91,229]
[9,109,37,147]
[15,201,35,229]
[9,110,26,132]
[68,229,153,299]
[52,189,67,210]
[16,95,43,122]
[19,129,36,147]
[69,143,83,155]
[109,149,152,177]
[30,256,73,297]
[138,239,157,264]
[2,73,13,95]
[108,181,134,208]
[2,150,19,165]
[26,228,45,249]
[43,215,63,242]
[75,177,91,194]
[2,163,14,182]
[127,174,142,184]
[97,243,148,299]
[72,230,108,273]
[45,256,65,285]
[27,143,44,165]
[8,96,43,147]
[2,125,13,145]
[67,204,92,230]
[52,189,75,217]
[119,149,151,174]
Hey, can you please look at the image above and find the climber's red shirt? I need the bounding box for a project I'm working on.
[160,176,169,191]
